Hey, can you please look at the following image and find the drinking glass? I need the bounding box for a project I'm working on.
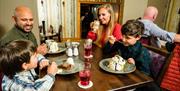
[65,39,71,48]
[79,69,91,86]
[84,58,91,69]
[84,39,93,58]
[78,60,93,89]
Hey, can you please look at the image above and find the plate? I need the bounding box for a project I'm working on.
[56,57,84,75]
[99,58,136,74]
[47,43,66,54]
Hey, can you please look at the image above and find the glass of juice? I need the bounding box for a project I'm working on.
[79,69,91,86]
[84,39,93,58]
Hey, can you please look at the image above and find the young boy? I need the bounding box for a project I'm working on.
[0,40,57,91]
[104,19,151,75]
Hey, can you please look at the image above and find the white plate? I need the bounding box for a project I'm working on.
[99,58,136,74]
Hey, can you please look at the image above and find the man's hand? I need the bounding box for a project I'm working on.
[174,34,180,43]
[37,43,48,55]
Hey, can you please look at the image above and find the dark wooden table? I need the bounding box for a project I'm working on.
[42,40,153,91]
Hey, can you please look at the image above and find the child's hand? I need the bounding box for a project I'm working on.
[108,36,116,45]
[127,58,135,64]
[47,62,58,76]
[39,59,49,69]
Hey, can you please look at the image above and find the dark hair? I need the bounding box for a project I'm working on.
[121,19,144,37]
[0,40,36,79]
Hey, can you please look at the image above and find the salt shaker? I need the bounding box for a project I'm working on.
[73,45,79,56]
[67,47,73,56]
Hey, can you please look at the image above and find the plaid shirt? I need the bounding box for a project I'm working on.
[104,41,152,75]
[2,69,55,91]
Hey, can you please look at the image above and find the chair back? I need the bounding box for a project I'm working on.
[160,43,180,90]
[39,22,62,42]
[57,25,62,42]
[42,21,46,35]
[39,25,45,43]
[143,44,170,85]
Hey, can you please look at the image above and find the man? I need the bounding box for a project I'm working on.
[0,6,47,55]
[140,6,180,48]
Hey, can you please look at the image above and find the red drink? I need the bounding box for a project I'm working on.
[84,45,92,58]
[79,69,91,86]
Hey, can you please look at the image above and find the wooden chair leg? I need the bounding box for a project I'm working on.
[58,35,61,42]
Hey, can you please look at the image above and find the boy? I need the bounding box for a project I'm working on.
[0,40,57,91]
[104,19,151,75]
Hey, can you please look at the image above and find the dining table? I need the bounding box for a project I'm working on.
[41,40,154,91]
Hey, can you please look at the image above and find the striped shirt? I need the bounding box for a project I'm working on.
[2,69,55,91]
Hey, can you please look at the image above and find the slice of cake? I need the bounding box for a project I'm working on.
[108,55,126,71]
[49,42,59,53]
[58,58,74,70]
[66,57,74,66]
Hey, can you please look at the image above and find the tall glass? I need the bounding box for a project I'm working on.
[79,69,91,86]
[78,62,93,89]
[84,39,93,58]
[84,58,91,69]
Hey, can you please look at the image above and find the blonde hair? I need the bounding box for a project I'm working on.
[95,4,115,47]
[90,20,100,30]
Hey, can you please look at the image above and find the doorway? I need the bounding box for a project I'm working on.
[80,4,100,39]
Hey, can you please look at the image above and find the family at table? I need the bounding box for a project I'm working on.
[0,3,180,91]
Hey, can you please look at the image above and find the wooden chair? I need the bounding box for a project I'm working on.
[39,21,62,43]
[52,24,62,42]
[39,25,45,43]
[46,24,62,42]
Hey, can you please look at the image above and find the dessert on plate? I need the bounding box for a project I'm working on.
[108,55,126,71]
[49,42,59,53]
[58,57,75,70]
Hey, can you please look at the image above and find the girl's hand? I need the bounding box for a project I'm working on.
[127,58,135,64]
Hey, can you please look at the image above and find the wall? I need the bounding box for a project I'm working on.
[148,0,170,30]
[122,0,148,24]
[166,0,180,33]
[0,0,149,41]
[0,0,40,44]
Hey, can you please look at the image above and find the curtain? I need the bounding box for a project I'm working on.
[37,0,77,39]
